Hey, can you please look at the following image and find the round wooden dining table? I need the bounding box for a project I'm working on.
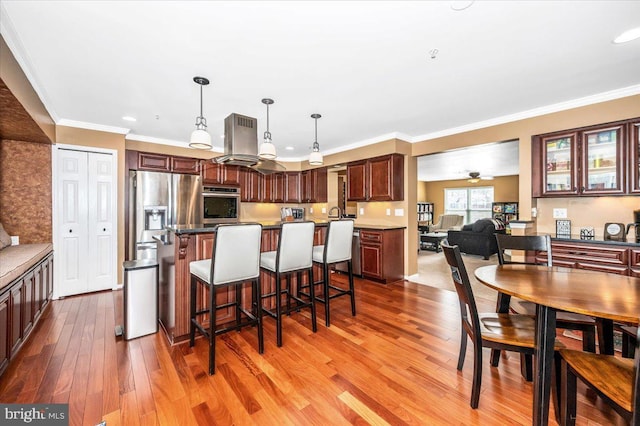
[474,264,640,426]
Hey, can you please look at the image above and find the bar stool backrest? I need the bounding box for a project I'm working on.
[211,223,262,285]
[276,221,315,273]
[323,220,354,264]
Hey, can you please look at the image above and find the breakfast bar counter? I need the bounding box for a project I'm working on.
[156,220,405,344]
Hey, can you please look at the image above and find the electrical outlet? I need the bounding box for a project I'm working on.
[321,207,326,214]
[359,207,364,215]
[552,208,567,219]
[386,208,391,216]
[309,207,313,214]
[531,207,537,218]
[10,236,19,245]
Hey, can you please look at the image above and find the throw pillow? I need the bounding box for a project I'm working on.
[0,223,12,250]
[471,219,494,233]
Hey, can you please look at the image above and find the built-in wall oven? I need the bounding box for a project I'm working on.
[202,186,240,224]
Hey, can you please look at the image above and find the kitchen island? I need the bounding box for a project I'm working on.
[156,221,405,345]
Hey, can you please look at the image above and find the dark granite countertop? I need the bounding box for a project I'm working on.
[168,220,406,234]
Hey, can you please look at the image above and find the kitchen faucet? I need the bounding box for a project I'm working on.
[328,206,342,218]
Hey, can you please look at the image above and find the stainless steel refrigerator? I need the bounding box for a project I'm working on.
[128,170,201,260]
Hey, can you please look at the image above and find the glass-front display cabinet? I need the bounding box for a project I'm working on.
[539,132,579,196]
[580,124,625,195]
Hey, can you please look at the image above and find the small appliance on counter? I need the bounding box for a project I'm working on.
[280,207,305,221]
[625,209,640,243]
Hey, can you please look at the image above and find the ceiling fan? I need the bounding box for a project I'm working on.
[466,171,494,183]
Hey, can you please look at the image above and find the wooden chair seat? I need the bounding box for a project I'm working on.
[560,349,635,415]
[479,313,565,349]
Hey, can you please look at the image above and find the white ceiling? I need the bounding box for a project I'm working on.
[417,140,519,181]
[1,1,639,165]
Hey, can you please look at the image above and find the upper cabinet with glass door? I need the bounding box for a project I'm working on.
[580,124,625,195]
[533,118,638,198]
[631,120,640,194]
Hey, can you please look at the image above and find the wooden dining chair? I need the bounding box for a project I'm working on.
[560,326,640,425]
[495,234,598,354]
[441,241,565,409]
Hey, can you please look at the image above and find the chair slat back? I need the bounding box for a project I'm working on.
[495,234,552,266]
[324,220,354,264]
[441,241,481,345]
[211,223,262,285]
[276,221,315,272]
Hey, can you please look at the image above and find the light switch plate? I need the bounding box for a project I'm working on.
[359,207,364,215]
[386,208,391,216]
[321,207,326,214]
[553,208,567,219]
[394,208,404,216]
[10,236,19,245]
[309,207,313,214]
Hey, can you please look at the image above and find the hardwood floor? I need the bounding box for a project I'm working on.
[0,272,627,425]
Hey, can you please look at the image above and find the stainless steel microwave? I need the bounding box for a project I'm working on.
[202,186,240,224]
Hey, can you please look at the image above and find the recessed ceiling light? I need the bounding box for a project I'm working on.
[122,116,137,122]
[285,146,294,150]
[613,27,640,44]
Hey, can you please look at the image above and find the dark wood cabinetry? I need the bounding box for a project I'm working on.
[347,154,404,201]
[135,151,200,175]
[631,120,640,194]
[1,252,53,376]
[201,161,241,186]
[536,240,639,276]
[265,173,285,203]
[284,172,301,203]
[240,168,264,202]
[532,118,638,197]
[347,160,367,201]
[360,228,404,283]
[301,168,328,203]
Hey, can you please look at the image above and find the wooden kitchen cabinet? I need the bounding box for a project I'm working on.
[134,151,200,175]
[201,161,241,186]
[301,167,328,203]
[240,168,264,202]
[537,240,631,275]
[630,120,640,194]
[264,173,286,203]
[347,160,367,201]
[284,172,301,203]
[0,292,8,376]
[631,249,640,278]
[360,228,404,283]
[532,118,637,197]
[347,154,404,201]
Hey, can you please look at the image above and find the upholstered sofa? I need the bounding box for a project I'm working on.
[446,218,506,259]
[430,214,464,232]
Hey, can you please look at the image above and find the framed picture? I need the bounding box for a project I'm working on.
[556,219,571,238]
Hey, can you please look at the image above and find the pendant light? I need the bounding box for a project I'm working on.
[308,113,323,166]
[189,76,212,150]
[259,98,276,159]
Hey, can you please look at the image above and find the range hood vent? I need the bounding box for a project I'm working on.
[214,113,285,174]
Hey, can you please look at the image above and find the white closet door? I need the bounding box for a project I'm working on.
[87,152,114,292]
[55,147,116,298]
[57,149,89,296]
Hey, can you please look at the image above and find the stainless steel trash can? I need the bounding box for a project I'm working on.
[123,259,159,340]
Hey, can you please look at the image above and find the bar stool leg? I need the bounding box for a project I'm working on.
[255,278,264,354]
[275,271,283,347]
[209,283,216,375]
[324,263,331,327]
[308,268,317,332]
[348,260,356,316]
[190,275,197,346]
[286,274,292,316]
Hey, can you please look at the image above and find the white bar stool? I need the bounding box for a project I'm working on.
[260,221,317,347]
[309,219,356,327]
[189,223,263,375]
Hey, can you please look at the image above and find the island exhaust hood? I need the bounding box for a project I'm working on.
[213,113,285,174]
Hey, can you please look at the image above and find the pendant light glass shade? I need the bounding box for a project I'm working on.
[259,98,277,159]
[308,113,323,165]
[189,76,212,150]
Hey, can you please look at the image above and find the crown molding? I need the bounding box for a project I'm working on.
[57,119,130,135]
